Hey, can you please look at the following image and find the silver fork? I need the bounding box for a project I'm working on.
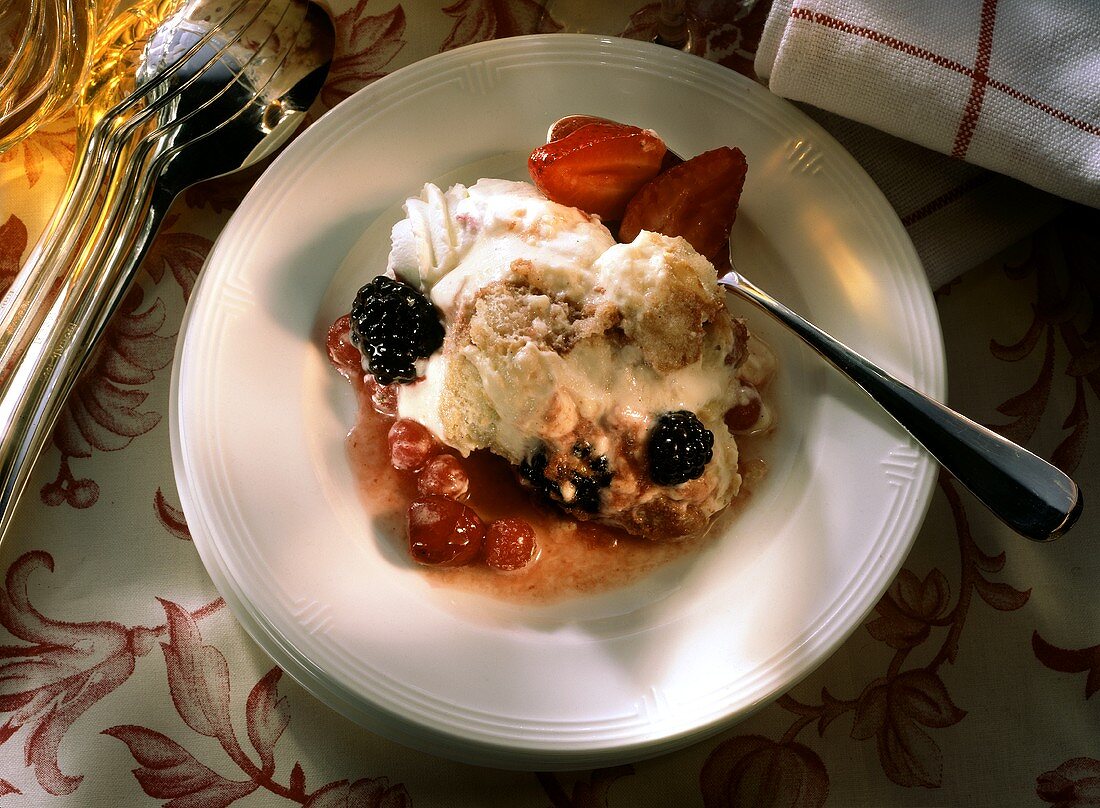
[0,0,333,540]
[547,115,1082,542]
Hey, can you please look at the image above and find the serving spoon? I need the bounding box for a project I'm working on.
[0,0,335,541]
[548,115,1082,542]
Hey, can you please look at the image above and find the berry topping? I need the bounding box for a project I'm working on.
[417,454,470,500]
[484,519,538,571]
[619,146,748,269]
[349,275,444,385]
[388,418,440,472]
[519,442,612,514]
[325,315,362,380]
[528,122,667,221]
[370,382,399,417]
[647,411,714,486]
[724,387,763,433]
[407,496,485,566]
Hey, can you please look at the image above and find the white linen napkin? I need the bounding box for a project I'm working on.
[754,0,1099,287]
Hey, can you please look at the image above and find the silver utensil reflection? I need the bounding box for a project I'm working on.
[547,115,1082,542]
[0,0,334,540]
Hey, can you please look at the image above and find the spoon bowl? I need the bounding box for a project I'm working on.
[137,0,332,197]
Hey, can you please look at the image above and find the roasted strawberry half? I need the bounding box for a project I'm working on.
[619,146,748,269]
[547,115,682,171]
[528,122,667,221]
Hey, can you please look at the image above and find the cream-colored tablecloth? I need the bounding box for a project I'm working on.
[0,2,1097,805]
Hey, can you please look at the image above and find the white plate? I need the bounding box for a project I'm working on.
[171,34,945,769]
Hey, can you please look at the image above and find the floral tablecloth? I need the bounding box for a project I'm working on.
[1,1,1097,806]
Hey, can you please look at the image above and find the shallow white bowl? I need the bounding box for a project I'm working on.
[171,34,945,769]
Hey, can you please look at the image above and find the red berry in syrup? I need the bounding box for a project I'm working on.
[417,454,470,500]
[326,315,363,380]
[407,496,485,566]
[484,519,537,571]
[724,386,763,433]
[388,419,440,472]
[370,382,398,416]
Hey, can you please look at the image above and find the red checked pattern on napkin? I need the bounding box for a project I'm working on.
[755,0,1099,286]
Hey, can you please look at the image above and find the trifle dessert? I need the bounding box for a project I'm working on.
[327,118,776,598]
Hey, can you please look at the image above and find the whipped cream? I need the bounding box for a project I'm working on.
[388,179,614,319]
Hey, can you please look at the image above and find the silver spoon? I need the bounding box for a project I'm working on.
[548,115,1082,542]
[0,0,335,540]
[716,265,1081,542]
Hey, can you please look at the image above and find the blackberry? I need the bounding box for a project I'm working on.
[519,442,612,513]
[647,411,713,486]
[349,276,444,385]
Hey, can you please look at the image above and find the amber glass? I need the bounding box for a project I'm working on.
[0,0,122,152]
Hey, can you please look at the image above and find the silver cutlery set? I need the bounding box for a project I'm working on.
[0,0,334,539]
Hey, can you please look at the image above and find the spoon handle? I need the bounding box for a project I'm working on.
[0,118,167,540]
[719,272,1082,542]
